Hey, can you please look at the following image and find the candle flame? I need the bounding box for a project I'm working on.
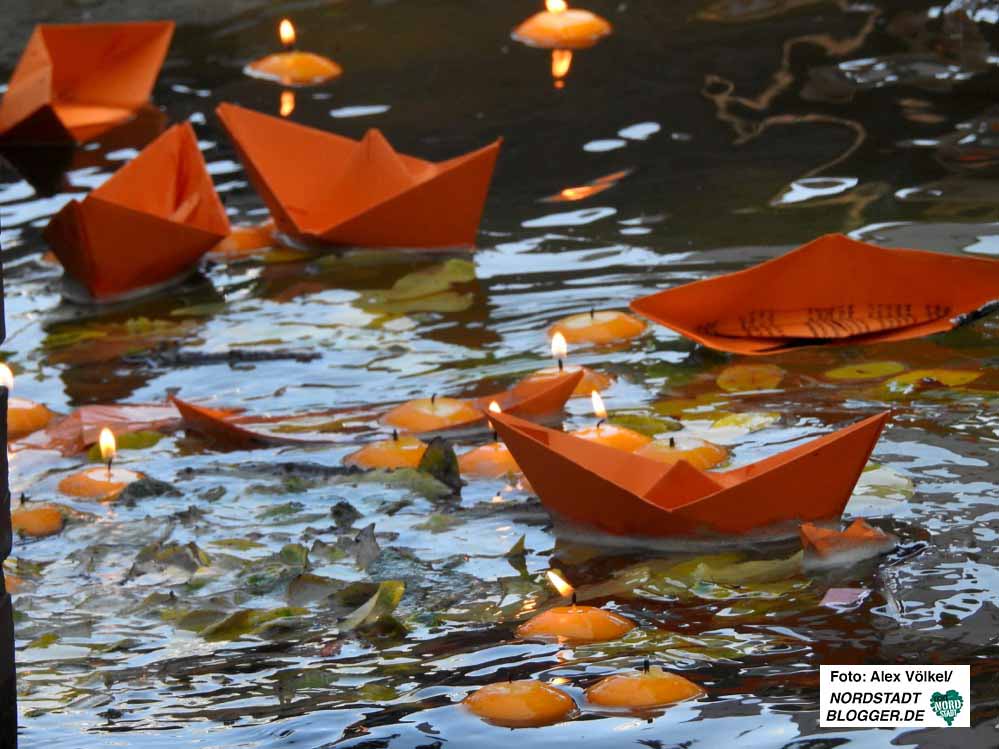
[552,49,572,81]
[590,390,607,420]
[98,428,116,464]
[279,19,296,48]
[280,90,295,117]
[546,0,568,13]
[488,401,502,414]
[551,331,568,360]
[0,364,12,392]
[546,570,574,597]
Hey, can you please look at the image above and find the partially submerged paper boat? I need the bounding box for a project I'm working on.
[490,410,890,539]
[800,519,896,559]
[170,396,337,450]
[631,234,999,355]
[216,102,501,248]
[44,122,230,301]
[13,403,181,455]
[0,21,174,144]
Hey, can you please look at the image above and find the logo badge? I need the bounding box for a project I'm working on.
[930,690,964,726]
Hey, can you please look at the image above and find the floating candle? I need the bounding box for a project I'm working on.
[208,220,277,261]
[524,332,612,396]
[634,435,728,469]
[572,391,651,452]
[513,1,612,50]
[11,504,64,538]
[464,679,575,728]
[516,571,635,643]
[549,310,646,346]
[57,428,141,500]
[458,403,521,478]
[245,19,343,87]
[383,394,481,433]
[1,364,53,440]
[586,661,704,709]
[344,431,427,470]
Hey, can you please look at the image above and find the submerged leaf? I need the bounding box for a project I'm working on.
[414,513,464,534]
[609,413,682,437]
[340,580,405,632]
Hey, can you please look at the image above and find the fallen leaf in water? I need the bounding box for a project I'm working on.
[824,361,906,381]
[340,580,405,632]
[414,514,464,534]
[716,364,785,392]
[287,573,344,607]
[879,368,982,398]
[607,413,682,437]
[200,607,307,641]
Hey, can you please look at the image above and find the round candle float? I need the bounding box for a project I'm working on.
[344,432,427,469]
[517,571,635,643]
[586,662,704,709]
[1,364,53,440]
[460,402,521,478]
[464,679,575,728]
[513,0,612,50]
[548,310,646,346]
[572,391,651,452]
[208,220,277,261]
[11,505,64,538]
[635,435,728,469]
[525,332,612,396]
[57,428,142,501]
[245,19,343,87]
[383,394,480,433]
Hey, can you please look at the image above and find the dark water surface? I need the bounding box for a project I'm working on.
[3,1,999,747]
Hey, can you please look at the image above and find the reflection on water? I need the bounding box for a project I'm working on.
[2,1,999,747]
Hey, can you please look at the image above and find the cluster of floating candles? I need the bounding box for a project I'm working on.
[245,19,342,87]
[57,428,142,500]
[465,572,704,726]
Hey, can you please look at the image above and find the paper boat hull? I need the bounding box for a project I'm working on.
[630,234,999,354]
[492,410,889,539]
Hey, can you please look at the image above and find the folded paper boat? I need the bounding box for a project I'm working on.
[490,409,890,538]
[44,122,230,301]
[216,102,501,248]
[13,403,182,456]
[630,234,999,355]
[0,21,174,144]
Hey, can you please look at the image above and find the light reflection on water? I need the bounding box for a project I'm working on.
[2,0,999,747]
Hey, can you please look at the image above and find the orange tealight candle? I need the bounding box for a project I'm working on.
[383,394,481,433]
[572,391,651,452]
[464,679,575,728]
[525,332,612,396]
[344,431,427,470]
[586,661,704,709]
[459,402,521,478]
[11,504,64,538]
[517,571,635,643]
[246,19,343,87]
[548,310,646,346]
[57,428,142,501]
[513,0,612,50]
[1,365,53,440]
[634,435,728,469]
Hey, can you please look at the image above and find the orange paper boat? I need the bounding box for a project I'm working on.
[630,234,999,355]
[384,368,584,435]
[490,409,890,539]
[216,102,501,248]
[44,122,230,301]
[800,518,895,558]
[0,21,174,144]
[14,403,181,456]
[170,396,336,450]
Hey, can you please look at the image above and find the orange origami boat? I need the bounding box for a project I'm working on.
[800,519,896,558]
[0,21,174,144]
[631,234,999,355]
[490,409,890,539]
[216,102,501,248]
[13,402,181,455]
[44,122,230,301]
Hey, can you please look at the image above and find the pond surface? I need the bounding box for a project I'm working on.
[3,1,999,747]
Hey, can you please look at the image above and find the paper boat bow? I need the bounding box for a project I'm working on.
[0,21,174,144]
[216,102,501,248]
[631,234,999,354]
[44,122,230,300]
[490,409,890,538]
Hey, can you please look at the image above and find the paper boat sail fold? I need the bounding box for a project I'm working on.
[44,122,230,300]
[490,409,890,538]
[215,102,501,248]
[0,21,174,144]
[630,234,999,354]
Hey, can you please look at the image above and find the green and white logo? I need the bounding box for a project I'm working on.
[930,690,964,726]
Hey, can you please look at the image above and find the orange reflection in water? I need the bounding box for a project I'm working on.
[543,169,633,203]
[552,49,572,88]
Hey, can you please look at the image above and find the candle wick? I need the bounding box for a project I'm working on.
[596,418,605,430]
[557,358,563,373]
[106,457,113,480]
[669,436,676,448]
[431,393,437,406]
[590,307,595,320]
[571,592,577,606]
[643,657,650,673]
[392,429,399,442]
[492,430,498,442]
